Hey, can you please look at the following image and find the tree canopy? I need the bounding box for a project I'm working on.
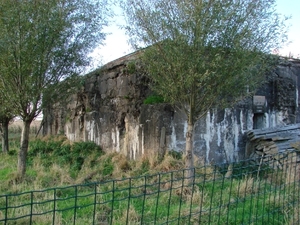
[122,0,288,176]
[0,0,110,177]
[0,0,109,121]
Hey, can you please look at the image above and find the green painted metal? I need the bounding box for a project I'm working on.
[0,155,299,224]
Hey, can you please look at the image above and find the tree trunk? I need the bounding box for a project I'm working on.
[185,121,195,184]
[2,119,9,153]
[17,120,31,178]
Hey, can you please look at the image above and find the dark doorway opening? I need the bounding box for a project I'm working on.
[253,113,264,129]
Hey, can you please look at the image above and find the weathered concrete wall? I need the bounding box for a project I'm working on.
[43,53,300,164]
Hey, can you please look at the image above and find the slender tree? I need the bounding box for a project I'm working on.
[0,0,110,178]
[0,85,15,153]
[122,0,288,180]
[0,116,12,154]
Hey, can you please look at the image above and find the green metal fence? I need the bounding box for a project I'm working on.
[0,154,299,224]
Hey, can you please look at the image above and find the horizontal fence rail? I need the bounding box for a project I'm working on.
[0,154,299,224]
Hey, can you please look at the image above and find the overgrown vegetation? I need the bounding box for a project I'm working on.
[0,128,299,224]
[0,145,299,224]
[0,135,185,193]
[143,94,165,104]
[126,61,137,74]
[122,0,289,183]
[0,0,111,178]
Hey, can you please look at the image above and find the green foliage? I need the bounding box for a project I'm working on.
[140,159,150,173]
[102,157,114,176]
[123,0,288,122]
[122,0,288,174]
[0,167,13,181]
[27,139,103,175]
[131,158,150,176]
[167,150,182,160]
[143,95,164,104]
[0,0,110,116]
[126,61,137,74]
[7,149,17,156]
[217,161,274,180]
[0,0,111,177]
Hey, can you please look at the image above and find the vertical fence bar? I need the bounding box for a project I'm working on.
[166,171,174,224]
[198,166,207,224]
[262,175,266,224]
[226,171,234,225]
[264,173,269,223]
[255,176,262,223]
[52,189,56,225]
[234,175,241,224]
[217,171,225,225]
[140,176,147,224]
[30,192,33,224]
[154,174,161,225]
[177,170,185,225]
[4,195,8,225]
[111,180,115,225]
[188,168,196,224]
[290,159,298,224]
[240,167,247,225]
[282,166,288,224]
[268,161,275,223]
[289,154,299,224]
[92,183,97,225]
[277,164,284,223]
[295,161,300,223]
[126,178,132,225]
[272,167,279,224]
[73,186,78,225]
[294,162,299,224]
[208,166,216,224]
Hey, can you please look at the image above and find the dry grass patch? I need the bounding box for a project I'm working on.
[117,205,141,225]
[9,119,41,135]
[111,153,132,175]
[40,134,67,142]
[235,176,259,198]
[155,154,184,172]
[286,203,300,225]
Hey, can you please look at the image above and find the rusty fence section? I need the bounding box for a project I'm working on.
[0,154,299,225]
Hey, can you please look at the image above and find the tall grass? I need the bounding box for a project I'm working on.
[0,129,299,224]
[0,156,299,224]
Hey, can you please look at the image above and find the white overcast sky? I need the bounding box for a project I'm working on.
[91,0,300,67]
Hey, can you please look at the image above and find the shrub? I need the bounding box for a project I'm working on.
[27,138,103,178]
[143,95,164,104]
[8,150,17,156]
[168,150,182,160]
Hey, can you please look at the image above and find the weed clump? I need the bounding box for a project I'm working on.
[1,138,186,191]
[143,95,164,104]
[27,137,103,179]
